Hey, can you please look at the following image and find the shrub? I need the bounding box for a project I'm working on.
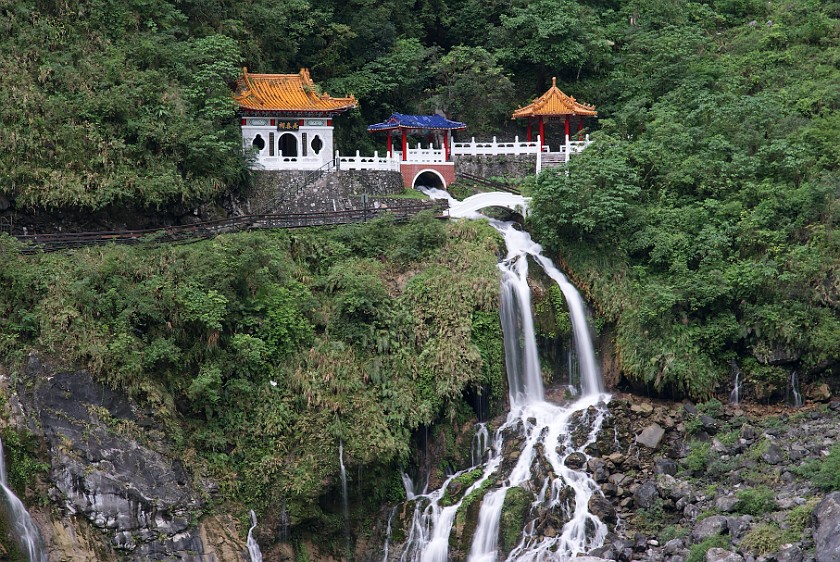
[798,443,840,491]
[685,535,730,562]
[735,486,777,516]
[740,523,785,555]
[683,440,712,473]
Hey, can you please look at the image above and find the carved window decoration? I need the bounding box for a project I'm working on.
[311,135,324,155]
[301,133,308,157]
[269,132,275,156]
[252,134,266,151]
[279,133,298,157]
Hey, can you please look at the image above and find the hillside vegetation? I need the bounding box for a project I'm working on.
[0,214,505,531]
[529,1,840,398]
[1,1,837,397]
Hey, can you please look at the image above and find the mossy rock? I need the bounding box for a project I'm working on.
[500,486,531,555]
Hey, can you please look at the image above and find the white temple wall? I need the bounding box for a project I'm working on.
[241,117,335,170]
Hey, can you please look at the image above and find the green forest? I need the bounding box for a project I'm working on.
[4,0,834,397]
[0,0,838,543]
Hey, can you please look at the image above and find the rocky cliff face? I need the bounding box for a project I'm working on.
[8,354,248,561]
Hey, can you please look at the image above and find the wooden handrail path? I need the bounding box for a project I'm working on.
[12,200,448,253]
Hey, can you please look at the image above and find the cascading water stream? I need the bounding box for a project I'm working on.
[339,441,351,557]
[471,423,490,467]
[789,371,803,407]
[405,187,611,562]
[0,436,47,562]
[383,506,398,562]
[729,360,742,405]
[247,510,264,562]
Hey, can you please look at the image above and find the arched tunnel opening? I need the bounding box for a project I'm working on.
[413,170,446,191]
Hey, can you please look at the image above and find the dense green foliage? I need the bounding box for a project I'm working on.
[0,215,504,532]
[798,443,840,491]
[530,0,840,398]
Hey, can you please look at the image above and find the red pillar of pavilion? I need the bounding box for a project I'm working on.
[387,130,393,157]
[401,128,407,161]
[527,120,532,142]
[443,130,451,161]
[564,115,570,141]
[538,116,545,149]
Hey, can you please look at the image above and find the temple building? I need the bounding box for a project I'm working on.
[512,77,596,162]
[234,68,357,170]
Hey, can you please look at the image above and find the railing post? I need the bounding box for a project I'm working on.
[471,137,477,156]
[536,135,542,174]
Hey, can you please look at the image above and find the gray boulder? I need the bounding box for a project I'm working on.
[637,423,666,449]
[634,480,660,509]
[762,443,785,465]
[814,492,840,562]
[691,516,729,543]
[716,495,740,513]
[777,546,804,562]
[706,548,743,562]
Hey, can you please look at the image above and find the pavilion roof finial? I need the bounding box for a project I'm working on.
[511,77,596,119]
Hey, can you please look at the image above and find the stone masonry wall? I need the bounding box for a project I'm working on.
[454,154,537,180]
[246,170,405,214]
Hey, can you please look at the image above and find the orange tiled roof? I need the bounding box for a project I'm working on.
[511,77,597,119]
[234,68,357,114]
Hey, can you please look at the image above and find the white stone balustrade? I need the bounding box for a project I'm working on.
[452,136,541,156]
[336,151,401,171]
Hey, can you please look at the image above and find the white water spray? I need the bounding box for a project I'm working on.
[246,510,263,562]
[339,441,351,556]
[0,436,47,562]
[404,187,612,562]
[789,371,803,407]
[471,423,490,467]
[729,360,742,405]
[383,506,398,562]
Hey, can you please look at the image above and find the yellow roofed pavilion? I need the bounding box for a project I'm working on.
[234,68,357,115]
[511,77,596,119]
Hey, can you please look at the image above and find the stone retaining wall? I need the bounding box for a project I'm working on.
[454,154,536,180]
[247,170,405,214]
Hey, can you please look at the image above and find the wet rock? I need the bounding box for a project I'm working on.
[691,516,728,543]
[17,355,231,561]
[565,452,587,469]
[589,494,617,524]
[655,458,678,476]
[637,423,666,449]
[814,492,840,562]
[762,443,784,465]
[589,458,610,483]
[608,452,626,465]
[706,548,744,562]
[634,481,659,509]
[716,496,739,513]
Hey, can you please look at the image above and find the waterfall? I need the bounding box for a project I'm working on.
[246,510,263,562]
[471,423,489,467]
[0,436,47,562]
[382,506,397,562]
[789,371,803,407]
[401,187,611,562]
[729,360,741,405]
[339,441,351,557]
